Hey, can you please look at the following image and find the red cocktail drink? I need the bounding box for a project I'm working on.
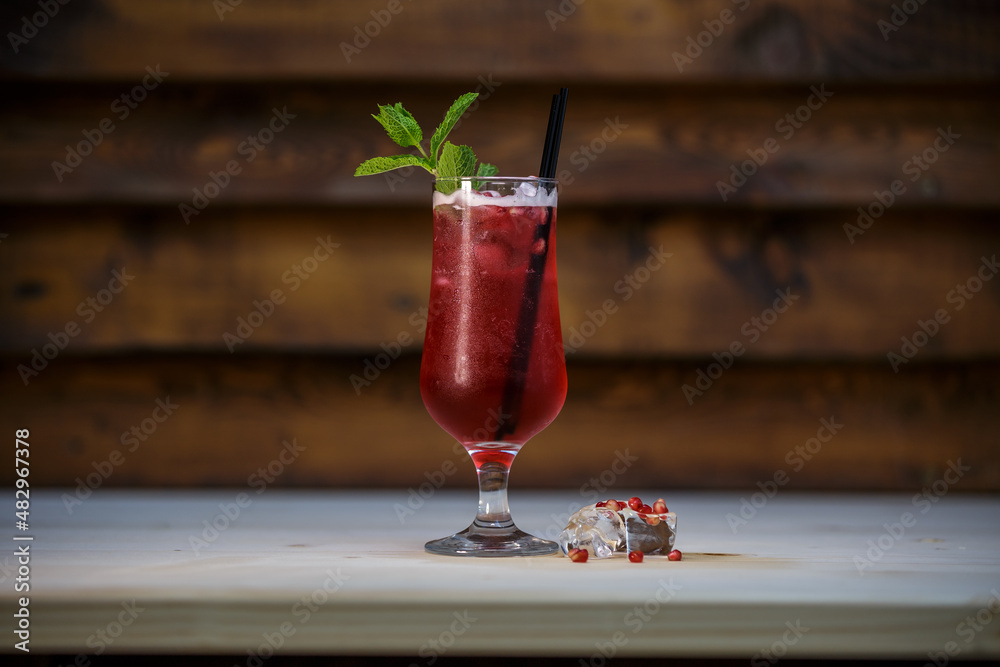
[421,189,567,454]
[421,177,565,556]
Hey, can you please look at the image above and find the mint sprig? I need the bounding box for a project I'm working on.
[354,92,497,193]
[370,102,423,149]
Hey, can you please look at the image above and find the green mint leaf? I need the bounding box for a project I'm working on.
[430,92,479,166]
[436,142,477,193]
[372,103,423,149]
[354,154,433,177]
[475,162,498,178]
[472,162,499,190]
[438,142,477,179]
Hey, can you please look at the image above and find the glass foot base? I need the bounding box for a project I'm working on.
[425,523,559,557]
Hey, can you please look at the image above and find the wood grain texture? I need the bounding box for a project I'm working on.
[1,83,997,206]
[1,0,998,82]
[1,355,996,491]
[0,0,996,501]
[2,206,998,357]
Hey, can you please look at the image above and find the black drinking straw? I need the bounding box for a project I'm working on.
[494,88,568,441]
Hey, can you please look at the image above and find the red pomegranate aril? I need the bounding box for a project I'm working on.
[668,549,682,561]
[645,515,661,526]
[640,503,653,514]
[652,499,668,514]
[595,501,607,508]
[628,550,644,563]
[568,548,589,563]
[628,497,643,511]
[605,499,621,511]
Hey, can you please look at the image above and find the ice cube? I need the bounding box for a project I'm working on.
[557,506,625,559]
[518,181,538,198]
[558,503,678,559]
[623,512,677,555]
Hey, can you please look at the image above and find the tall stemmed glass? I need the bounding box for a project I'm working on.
[420,176,566,556]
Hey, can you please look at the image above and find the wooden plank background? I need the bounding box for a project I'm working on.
[1,84,998,206]
[2,0,998,82]
[1,0,998,491]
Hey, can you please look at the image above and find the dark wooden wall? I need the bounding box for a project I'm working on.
[1,1,998,491]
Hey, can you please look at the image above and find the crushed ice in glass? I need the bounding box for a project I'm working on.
[518,181,538,197]
[558,503,677,559]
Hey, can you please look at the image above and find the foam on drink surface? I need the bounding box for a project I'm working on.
[432,180,556,209]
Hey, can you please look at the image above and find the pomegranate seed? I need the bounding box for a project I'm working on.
[628,497,643,511]
[652,499,668,514]
[605,499,621,511]
[595,501,606,508]
[568,548,589,563]
[640,503,653,514]
[628,550,644,563]
[668,549,682,561]
[645,515,661,526]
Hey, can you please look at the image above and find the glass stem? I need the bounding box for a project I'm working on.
[473,461,514,529]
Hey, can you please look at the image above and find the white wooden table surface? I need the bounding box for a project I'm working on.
[6,489,1000,659]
